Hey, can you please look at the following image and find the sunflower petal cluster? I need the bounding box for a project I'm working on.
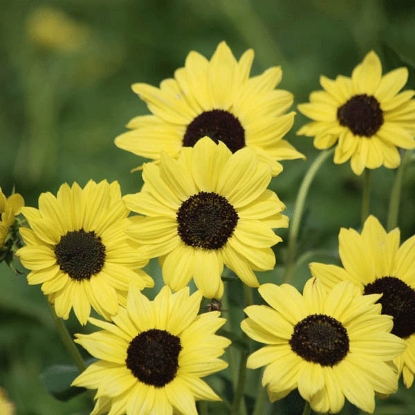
[298,51,415,175]
[124,136,288,299]
[0,188,24,263]
[16,180,153,325]
[72,285,230,415]
[115,41,304,176]
[241,278,406,414]
[310,215,415,387]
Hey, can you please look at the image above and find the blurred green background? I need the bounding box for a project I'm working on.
[2,0,415,414]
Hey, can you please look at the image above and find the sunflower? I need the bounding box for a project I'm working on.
[0,388,15,415]
[310,215,415,388]
[16,180,153,325]
[0,188,24,249]
[297,51,415,175]
[115,41,304,176]
[72,285,230,415]
[123,136,288,299]
[241,278,406,414]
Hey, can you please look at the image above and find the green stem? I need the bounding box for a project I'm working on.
[231,348,249,415]
[47,301,86,374]
[252,375,267,415]
[361,169,371,226]
[231,285,254,415]
[284,149,334,283]
[387,150,412,231]
[302,401,312,415]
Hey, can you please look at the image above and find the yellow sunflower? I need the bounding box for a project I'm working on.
[0,188,24,249]
[124,136,288,299]
[115,41,304,176]
[297,51,415,175]
[0,388,15,415]
[16,180,153,325]
[72,285,230,415]
[310,215,415,388]
[241,278,406,414]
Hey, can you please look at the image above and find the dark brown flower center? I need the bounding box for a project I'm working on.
[54,229,106,281]
[289,314,349,366]
[176,191,239,250]
[337,94,383,137]
[364,276,415,338]
[183,109,245,153]
[126,329,182,387]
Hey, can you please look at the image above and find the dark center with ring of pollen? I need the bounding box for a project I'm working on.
[183,109,245,153]
[54,229,106,281]
[337,94,384,137]
[364,276,415,338]
[126,329,182,387]
[289,314,349,366]
[177,191,239,250]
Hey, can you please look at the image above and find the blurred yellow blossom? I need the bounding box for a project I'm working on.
[26,6,89,52]
[0,388,15,415]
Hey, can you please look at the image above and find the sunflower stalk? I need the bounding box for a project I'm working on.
[252,376,267,415]
[47,300,87,374]
[361,169,371,226]
[284,149,334,283]
[230,285,254,415]
[387,150,412,231]
[302,401,312,415]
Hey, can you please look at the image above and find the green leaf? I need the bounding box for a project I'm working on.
[41,364,87,402]
[381,42,415,89]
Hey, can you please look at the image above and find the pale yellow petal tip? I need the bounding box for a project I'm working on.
[363,50,380,63]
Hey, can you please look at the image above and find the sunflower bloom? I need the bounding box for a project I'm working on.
[0,388,15,415]
[241,279,406,414]
[124,136,288,299]
[297,51,415,175]
[0,188,24,249]
[115,41,304,176]
[72,285,230,415]
[310,215,415,388]
[16,180,153,325]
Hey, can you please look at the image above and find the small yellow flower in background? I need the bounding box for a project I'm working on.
[310,215,415,388]
[16,180,153,325]
[124,137,288,299]
[115,41,304,175]
[297,51,415,175]
[0,388,15,415]
[26,6,90,52]
[241,279,406,414]
[0,188,24,250]
[72,285,230,415]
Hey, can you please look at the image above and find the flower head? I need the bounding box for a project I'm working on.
[0,388,15,415]
[115,41,304,176]
[310,215,415,387]
[16,180,153,325]
[0,188,24,262]
[26,6,89,52]
[72,285,230,415]
[124,137,288,299]
[241,279,406,414]
[298,51,415,175]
